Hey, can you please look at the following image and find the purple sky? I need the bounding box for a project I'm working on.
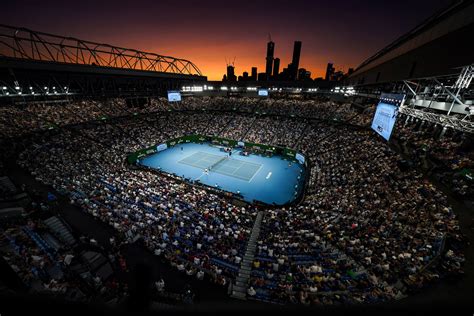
[3,0,454,79]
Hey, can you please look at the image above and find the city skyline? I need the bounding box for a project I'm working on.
[3,0,454,80]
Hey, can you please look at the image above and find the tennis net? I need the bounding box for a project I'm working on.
[208,156,227,170]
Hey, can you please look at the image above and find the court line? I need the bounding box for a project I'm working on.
[179,151,227,170]
[179,151,262,182]
[213,160,254,181]
[247,163,263,183]
[195,172,206,181]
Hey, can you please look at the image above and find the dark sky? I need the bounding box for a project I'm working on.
[3,0,455,80]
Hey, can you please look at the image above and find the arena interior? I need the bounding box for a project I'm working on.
[0,1,473,315]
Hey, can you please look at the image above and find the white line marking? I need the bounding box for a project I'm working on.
[266,172,272,179]
[248,164,263,182]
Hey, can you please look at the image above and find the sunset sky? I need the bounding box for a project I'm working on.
[4,0,453,80]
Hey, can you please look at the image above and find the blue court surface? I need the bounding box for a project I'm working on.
[138,142,305,205]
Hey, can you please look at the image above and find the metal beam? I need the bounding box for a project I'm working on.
[0,24,203,77]
[399,106,474,134]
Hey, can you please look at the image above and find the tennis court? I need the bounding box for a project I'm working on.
[138,142,305,205]
[178,151,262,181]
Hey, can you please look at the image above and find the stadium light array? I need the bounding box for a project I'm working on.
[181,85,203,92]
[221,86,228,91]
[332,86,355,96]
[201,85,214,91]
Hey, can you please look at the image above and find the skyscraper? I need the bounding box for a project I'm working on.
[251,67,257,81]
[290,41,302,80]
[325,62,335,81]
[273,58,280,78]
[227,65,236,82]
[265,41,275,80]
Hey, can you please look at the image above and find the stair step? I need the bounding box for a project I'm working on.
[233,285,246,292]
[238,272,250,278]
[231,290,246,296]
[231,292,247,300]
[49,223,62,229]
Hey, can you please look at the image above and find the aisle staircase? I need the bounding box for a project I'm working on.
[44,216,77,247]
[240,116,257,140]
[231,211,264,300]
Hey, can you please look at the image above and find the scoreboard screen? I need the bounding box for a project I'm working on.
[371,103,398,141]
[258,89,269,97]
[167,91,182,102]
[371,93,404,141]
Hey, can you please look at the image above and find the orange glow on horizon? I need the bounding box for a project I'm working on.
[148,41,338,81]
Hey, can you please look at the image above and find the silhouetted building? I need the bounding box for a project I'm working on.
[325,62,335,81]
[251,67,257,81]
[226,65,236,82]
[290,41,302,80]
[298,68,311,81]
[257,72,267,81]
[280,66,291,80]
[265,41,275,80]
[331,70,344,82]
[273,58,280,79]
[242,71,249,81]
[347,68,354,75]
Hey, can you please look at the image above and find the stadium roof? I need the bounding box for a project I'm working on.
[347,0,474,85]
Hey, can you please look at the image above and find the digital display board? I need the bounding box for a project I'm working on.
[371,103,398,141]
[258,89,269,97]
[157,143,168,152]
[295,153,305,164]
[167,91,182,102]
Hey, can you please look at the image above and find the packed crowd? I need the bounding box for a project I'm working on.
[392,114,474,198]
[0,187,130,303]
[0,96,469,307]
[249,126,465,304]
[0,96,363,139]
[17,128,256,289]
